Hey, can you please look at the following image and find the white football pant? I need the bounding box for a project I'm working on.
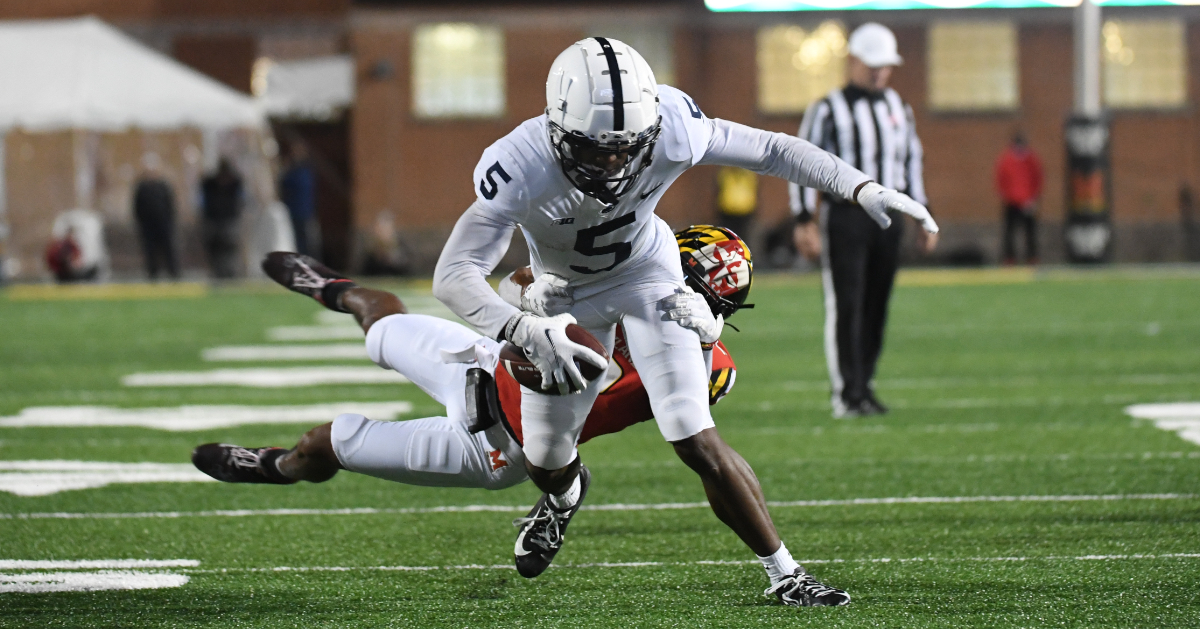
[521,230,716,470]
[329,313,527,490]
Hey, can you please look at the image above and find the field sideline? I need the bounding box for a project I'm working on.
[1,268,1198,627]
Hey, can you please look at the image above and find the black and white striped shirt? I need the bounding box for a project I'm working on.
[789,85,926,223]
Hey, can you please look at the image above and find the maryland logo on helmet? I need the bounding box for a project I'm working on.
[675,225,754,319]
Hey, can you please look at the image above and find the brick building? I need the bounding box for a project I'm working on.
[350,2,1200,267]
[5,0,1200,274]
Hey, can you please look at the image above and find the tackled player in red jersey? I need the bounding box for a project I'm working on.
[193,225,749,494]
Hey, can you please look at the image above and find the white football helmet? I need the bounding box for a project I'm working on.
[545,37,661,205]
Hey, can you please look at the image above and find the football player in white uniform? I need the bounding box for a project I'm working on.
[431,38,936,599]
[196,236,847,607]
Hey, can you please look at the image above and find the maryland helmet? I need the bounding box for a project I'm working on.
[545,38,661,206]
[675,225,754,319]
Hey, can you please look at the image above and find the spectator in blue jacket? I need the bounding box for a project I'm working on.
[280,141,317,257]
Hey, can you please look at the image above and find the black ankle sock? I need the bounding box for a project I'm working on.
[258,448,298,484]
[320,279,358,313]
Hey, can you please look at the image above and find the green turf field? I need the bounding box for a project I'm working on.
[2,269,1199,627]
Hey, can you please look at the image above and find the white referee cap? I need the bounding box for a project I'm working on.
[848,23,903,68]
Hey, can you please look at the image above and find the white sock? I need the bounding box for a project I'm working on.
[549,475,581,509]
[758,542,801,584]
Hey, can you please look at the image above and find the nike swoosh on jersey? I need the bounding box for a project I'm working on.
[639,182,664,200]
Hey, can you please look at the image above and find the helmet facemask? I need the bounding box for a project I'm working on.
[549,118,660,206]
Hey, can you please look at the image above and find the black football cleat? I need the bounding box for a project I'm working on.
[512,465,591,578]
[192,443,296,485]
[261,252,355,311]
[766,568,851,607]
[864,392,890,415]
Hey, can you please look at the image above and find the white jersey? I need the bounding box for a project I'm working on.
[435,85,871,339]
[471,86,712,287]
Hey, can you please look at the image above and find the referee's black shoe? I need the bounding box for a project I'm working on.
[834,397,882,419]
[864,392,890,415]
[512,465,591,578]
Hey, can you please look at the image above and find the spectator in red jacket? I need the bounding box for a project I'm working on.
[995,133,1043,265]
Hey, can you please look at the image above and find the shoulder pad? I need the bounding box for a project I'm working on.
[657,85,711,166]
[473,118,550,210]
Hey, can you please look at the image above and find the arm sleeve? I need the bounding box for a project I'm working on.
[432,201,523,340]
[698,117,868,209]
[789,99,832,224]
[707,341,737,405]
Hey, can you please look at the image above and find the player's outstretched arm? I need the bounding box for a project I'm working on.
[697,118,937,233]
[433,202,522,340]
[698,118,868,207]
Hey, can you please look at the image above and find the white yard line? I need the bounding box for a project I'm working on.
[122,367,409,388]
[0,571,190,593]
[601,451,1200,469]
[4,493,1193,520]
[1125,402,1200,446]
[0,402,412,431]
[178,553,1200,576]
[0,461,214,496]
[202,344,368,362]
[0,559,198,569]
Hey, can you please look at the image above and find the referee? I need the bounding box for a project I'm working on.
[789,23,938,418]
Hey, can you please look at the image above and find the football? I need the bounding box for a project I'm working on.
[499,323,609,394]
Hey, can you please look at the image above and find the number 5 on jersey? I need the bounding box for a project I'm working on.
[479,162,511,200]
[571,212,636,274]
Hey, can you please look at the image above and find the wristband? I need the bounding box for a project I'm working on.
[852,180,873,203]
[501,313,526,342]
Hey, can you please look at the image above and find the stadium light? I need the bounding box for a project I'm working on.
[706,0,1200,10]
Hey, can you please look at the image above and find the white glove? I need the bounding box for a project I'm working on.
[506,313,607,395]
[856,182,940,234]
[661,287,723,345]
[521,272,574,317]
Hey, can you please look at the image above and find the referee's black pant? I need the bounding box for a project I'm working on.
[820,203,903,409]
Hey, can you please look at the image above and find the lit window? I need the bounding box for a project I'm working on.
[757,22,847,115]
[588,26,675,87]
[927,22,1018,112]
[412,23,505,119]
[1103,20,1186,109]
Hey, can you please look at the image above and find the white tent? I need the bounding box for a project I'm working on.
[0,17,288,282]
[257,55,355,121]
[0,16,263,131]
